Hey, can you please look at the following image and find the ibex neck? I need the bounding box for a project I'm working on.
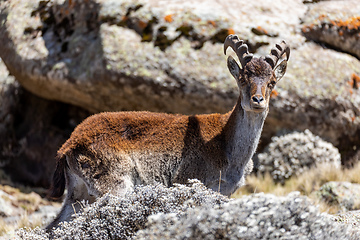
[213,101,267,196]
[224,100,268,167]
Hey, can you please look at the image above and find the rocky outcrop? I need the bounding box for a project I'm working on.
[0,0,238,115]
[0,0,306,114]
[301,0,360,59]
[16,182,360,240]
[257,129,341,183]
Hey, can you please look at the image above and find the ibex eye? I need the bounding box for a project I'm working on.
[268,81,276,88]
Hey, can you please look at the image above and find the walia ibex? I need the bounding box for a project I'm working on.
[47,35,290,230]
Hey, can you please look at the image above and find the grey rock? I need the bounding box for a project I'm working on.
[257,129,341,183]
[0,0,236,115]
[317,181,360,211]
[0,190,15,217]
[301,0,360,59]
[0,0,305,115]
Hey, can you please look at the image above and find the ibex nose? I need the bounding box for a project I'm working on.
[252,95,264,104]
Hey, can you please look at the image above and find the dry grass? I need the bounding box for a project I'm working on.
[232,162,360,214]
[0,219,12,236]
[16,213,43,229]
[0,183,61,237]
[0,213,43,237]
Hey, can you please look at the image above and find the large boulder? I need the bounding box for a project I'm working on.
[301,0,360,59]
[0,0,306,114]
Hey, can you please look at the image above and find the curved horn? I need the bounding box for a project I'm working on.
[264,40,290,69]
[224,34,253,69]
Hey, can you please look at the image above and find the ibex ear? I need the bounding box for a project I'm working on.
[274,59,287,81]
[227,56,242,80]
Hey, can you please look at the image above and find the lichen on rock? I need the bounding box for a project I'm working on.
[301,0,360,59]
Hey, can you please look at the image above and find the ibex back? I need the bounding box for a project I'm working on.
[47,35,290,230]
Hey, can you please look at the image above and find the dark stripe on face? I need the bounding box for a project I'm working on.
[250,81,257,96]
[250,81,265,98]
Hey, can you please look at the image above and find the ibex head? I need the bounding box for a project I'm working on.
[224,35,290,113]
